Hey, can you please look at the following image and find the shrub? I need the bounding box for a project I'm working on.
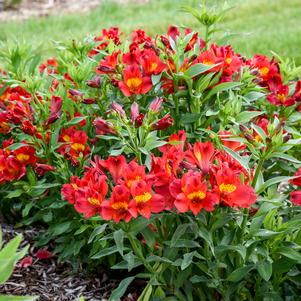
[0,3,301,300]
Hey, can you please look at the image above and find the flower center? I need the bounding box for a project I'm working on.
[126,77,142,90]
[71,143,85,152]
[187,191,206,203]
[126,176,142,188]
[16,153,30,163]
[88,197,101,206]
[277,93,286,103]
[111,201,128,211]
[259,67,269,76]
[135,192,152,203]
[63,135,70,142]
[219,183,237,193]
[150,62,158,72]
[225,57,232,64]
[203,59,214,65]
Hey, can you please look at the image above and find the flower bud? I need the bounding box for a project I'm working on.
[111,101,126,118]
[93,118,116,135]
[68,89,83,97]
[83,98,96,104]
[86,76,101,88]
[150,97,163,112]
[96,65,115,73]
[244,133,255,142]
[152,114,174,130]
[239,124,248,133]
[130,102,139,122]
[283,134,292,143]
[135,114,145,128]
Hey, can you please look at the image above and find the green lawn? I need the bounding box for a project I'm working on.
[0,0,301,63]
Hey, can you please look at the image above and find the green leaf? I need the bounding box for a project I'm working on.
[91,246,118,259]
[66,116,87,126]
[256,176,296,194]
[181,252,195,270]
[128,217,150,234]
[109,276,135,301]
[170,224,190,247]
[185,63,220,78]
[0,234,22,260]
[151,73,162,85]
[227,265,254,282]
[269,153,301,164]
[205,82,242,99]
[168,239,200,248]
[235,111,263,123]
[88,224,107,243]
[257,261,272,281]
[114,229,124,256]
[222,146,250,174]
[6,189,23,199]
[7,143,28,151]
[180,113,201,124]
[275,246,301,263]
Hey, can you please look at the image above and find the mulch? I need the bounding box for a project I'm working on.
[0,224,142,301]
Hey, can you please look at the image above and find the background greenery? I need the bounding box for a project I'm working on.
[0,0,300,63]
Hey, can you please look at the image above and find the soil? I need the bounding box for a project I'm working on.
[0,224,143,301]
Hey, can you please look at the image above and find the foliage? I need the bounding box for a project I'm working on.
[0,228,38,301]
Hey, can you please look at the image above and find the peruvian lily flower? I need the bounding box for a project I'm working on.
[118,64,152,97]
[102,185,135,223]
[170,171,219,215]
[44,95,62,126]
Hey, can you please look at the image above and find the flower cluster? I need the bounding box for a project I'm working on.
[62,131,256,221]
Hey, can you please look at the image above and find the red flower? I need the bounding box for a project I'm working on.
[248,54,280,84]
[130,180,164,219]
[167,25,180,41]
[131,29,152,45]
[118,64,152,97]
[58,127,90,164]
[97,51,121,74]
[74,176,108,218]
[289,167,301,186]
[100,155,127,183]
[15,145,36,166]
[122,160,146,188]
[35,248,52,260]
[0,111,10,134]
[45,95,62,126]
[62,176,85,204]
[215,168,256,208]
[185,141,215,174]
[35,163,56,176]
[102,185,134,223]
[139,49,166,75]
[290,191,301,206]
[267,76,294,106]
[292,80,301,102]
[219,131,245,151]
[170,171,219,215]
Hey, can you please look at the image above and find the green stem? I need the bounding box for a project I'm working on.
[127,233,155,274]
[252,155,265,187]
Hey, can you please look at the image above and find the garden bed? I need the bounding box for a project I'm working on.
[0,225,142,300]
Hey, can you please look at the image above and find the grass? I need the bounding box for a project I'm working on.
[0,0,301,64]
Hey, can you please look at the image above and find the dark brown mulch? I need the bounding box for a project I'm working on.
[0,224,142,301]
